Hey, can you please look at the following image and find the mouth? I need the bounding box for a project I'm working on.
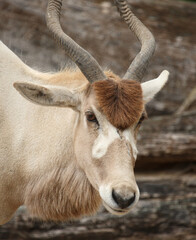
[103,201,129,215]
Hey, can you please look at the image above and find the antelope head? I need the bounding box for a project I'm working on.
[14,0,169,216]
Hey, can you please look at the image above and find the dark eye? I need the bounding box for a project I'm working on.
[86,111,98,124]
[137,113,146,126]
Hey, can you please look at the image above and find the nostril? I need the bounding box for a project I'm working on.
[112,189,136,209]
[127,193,136,206]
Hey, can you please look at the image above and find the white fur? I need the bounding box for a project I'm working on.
[0,41,167,224]
[14,82,81,111]
[141,70,169,103]
[99,185,118,209]
[1,43,140,224]
[123,128,138,160]
[99,184,140,215]
[92,122,119,159]
[91,107,138,160]
[0,42,78,224]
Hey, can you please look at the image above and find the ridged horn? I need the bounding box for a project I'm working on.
[114,0,156,81]
[46,0,107,83]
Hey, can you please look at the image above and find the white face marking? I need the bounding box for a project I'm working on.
[91,105,120,159]
[123,128,138,160]
[92,123,119,159]
[83,114,88,129]
[91,106,138,160]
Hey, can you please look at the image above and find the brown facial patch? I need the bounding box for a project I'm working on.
[92,79,144,129]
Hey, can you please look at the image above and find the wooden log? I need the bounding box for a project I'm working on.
[138,132,196,162]
[137,111,196,166]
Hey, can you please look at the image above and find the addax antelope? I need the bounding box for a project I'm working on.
[0,0,169,224]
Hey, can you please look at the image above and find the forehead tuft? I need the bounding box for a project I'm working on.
[92,79,144,129]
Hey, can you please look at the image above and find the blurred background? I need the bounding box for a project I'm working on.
[0,0,195,239]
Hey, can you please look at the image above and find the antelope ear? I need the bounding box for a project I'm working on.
[13,82,81,111]
[141,70,169,103]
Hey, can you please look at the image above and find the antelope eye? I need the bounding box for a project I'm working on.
[86,111,98,124]
[137,113,146,126]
